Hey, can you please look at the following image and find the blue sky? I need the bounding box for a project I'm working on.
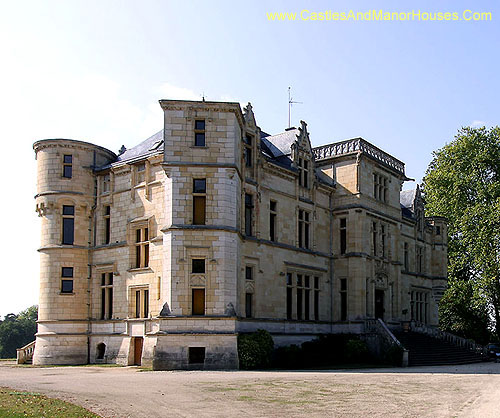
[1,0,498,317]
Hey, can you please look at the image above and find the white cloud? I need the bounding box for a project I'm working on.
[158,83,201,101]
[470,120,486,128]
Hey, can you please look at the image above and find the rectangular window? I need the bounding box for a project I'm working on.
[373,173,388,202]
[298,158,309,188]
[436,225,441,235]
[194,119,206,147]
[193,179,206,225]
[245,293,253,318]
[61,267,74,294]
[269,201,277,242]
[286,273,292,320]
[304,275,310,321]
[314,276,319,321]
[134,288,149,318]
[135,227,149,268]
[192,259,205,274]
[136,163,146,184]
[296,274,303,320]
[340,278,347,321]
[189,347,205,364]
[372,221,378,256]
[244,193,253,236]
[62,155,72,178]
[102,174,110,193]
[298,209,310,249]
[100,272,113,320]
[245,266,253,280]
[417,246,423,273]
[340,218,347,255]
[381,225,386,258]
[192,288,205,315]
[244,134,252,167]
[62,205,75,245]
[103,205,111,244]
[61,280,73,293]
[404,243,409,271]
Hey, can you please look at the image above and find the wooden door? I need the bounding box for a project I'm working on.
[134,337,143,366]
[192,289,205,315]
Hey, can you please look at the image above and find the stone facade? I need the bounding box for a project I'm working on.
[32,99,447,369]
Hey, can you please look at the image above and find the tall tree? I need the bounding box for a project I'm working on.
[0,306,38,358]
[422,126,500,343]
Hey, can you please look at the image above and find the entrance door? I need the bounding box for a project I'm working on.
[192,289,205,315]
[133,337,143,366]
[375,289,384,320]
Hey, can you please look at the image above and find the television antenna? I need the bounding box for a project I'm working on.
[288,86,303,128]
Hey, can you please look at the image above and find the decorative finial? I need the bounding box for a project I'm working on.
[118,145,127,155]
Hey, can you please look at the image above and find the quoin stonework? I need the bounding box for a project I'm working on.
[32,99,447,369]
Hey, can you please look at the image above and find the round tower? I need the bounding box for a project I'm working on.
[32,139,116,365]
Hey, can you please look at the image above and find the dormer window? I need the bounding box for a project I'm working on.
[244,134,252,167]
[298,158,309,188]
[194,120,206,147]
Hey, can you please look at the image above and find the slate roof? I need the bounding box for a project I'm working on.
[400,188,417,219]
[117,129,164,163]
[262,128,300,156]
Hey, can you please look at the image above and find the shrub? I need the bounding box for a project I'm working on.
[344,339,370,363]
[238,329,274,369]
[384,345,404,366]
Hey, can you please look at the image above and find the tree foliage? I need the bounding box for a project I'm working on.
[0,305,38,358]
[422,126,500,342]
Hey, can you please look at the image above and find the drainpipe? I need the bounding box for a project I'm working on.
[87,150,98,364]
[329,190,334,333]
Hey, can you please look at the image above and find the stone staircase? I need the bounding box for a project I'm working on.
[393,331,484,366]
[16,341,35,364]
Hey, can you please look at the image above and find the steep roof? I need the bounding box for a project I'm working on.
[116,129,164,163]
[262,128,300,156]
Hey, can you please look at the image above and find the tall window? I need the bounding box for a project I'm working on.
[244,193,253,236]
[269,201,277,242]
[314,276,320,321]
[100,273,113,320]
[245,266,253,281]
[298,209,310,249]
[135,227,149,268]
[304,275,310,321]
[381,225,386,258]
[340,218,347,254]
[372,221,378,256]
[410,290,429,323]
[61,267,74,294]
[416,246,423,273]
[296,274,303,320]
[102,174,110,193]
[244,134,252,167]
[373,173,388,202]
[194,120,206,146]
[62,205,75,245]
[103,205,111,244]
[245,293,253,318]
[134,288,149,318]
[136,163,146,184]
[298,158,309,188]
[340,278,347,321]
[286,273,293,320]
[193,179,206,225]
[404,243,409,271]
[62,155,73,178]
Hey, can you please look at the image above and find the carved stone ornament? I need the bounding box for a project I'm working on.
[190,275,206,287]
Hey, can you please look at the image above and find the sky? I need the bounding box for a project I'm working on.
[0,0,499,318]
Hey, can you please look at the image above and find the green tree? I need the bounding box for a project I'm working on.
[0,305,38,358]
[422,126,500,342]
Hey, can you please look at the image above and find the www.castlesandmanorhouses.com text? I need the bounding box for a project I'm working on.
[267,9,492,22]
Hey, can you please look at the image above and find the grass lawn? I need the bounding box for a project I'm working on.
[0,387,101,418]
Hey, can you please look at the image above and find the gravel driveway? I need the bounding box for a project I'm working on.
[1,362,499,417]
